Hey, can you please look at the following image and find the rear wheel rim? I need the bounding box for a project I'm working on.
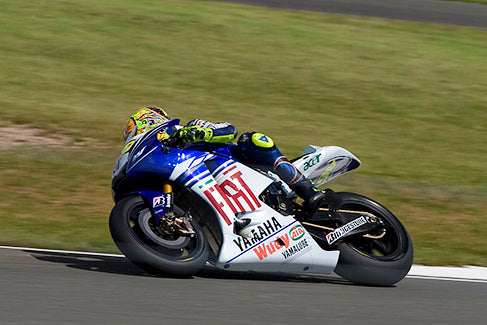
[339,202,408,262]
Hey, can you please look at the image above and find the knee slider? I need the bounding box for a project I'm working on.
[236,132,280,166]
[252,133,275,148]
[239,132,275,149]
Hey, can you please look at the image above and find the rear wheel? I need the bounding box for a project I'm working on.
[109,195,209,276]
[332,193,413,286]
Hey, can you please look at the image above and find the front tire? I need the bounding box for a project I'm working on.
[333,193,413,286]
[109,195,209,277]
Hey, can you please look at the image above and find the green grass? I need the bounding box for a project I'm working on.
[449,0,487,4]
[0,0,486,266]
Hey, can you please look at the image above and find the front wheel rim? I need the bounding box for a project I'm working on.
[137,208,190,249]
[126,201,204,261]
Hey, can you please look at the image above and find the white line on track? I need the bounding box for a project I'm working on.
[408,265,487,283]
[1,245,486,283]
[0,245,124,258]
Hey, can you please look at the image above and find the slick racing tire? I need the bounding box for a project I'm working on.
[333,193,413,286]
[109,195,209,277]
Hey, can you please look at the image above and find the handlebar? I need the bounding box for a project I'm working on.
[159,130,187,149]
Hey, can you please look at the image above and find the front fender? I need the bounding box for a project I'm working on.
[120,190,167,223]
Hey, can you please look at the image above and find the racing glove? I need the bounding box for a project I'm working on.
[177,125,213,143]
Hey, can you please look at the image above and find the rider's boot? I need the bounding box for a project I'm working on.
[289,179,340,212]
[273,156,340,212]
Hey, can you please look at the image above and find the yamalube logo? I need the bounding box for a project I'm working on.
[289,224,305,241]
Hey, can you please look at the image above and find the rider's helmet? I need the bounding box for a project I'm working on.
[123,107,170,141]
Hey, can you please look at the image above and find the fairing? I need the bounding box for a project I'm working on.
[110,125,361,275]
[293,145,361,188]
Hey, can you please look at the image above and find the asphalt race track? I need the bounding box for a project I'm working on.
[1,248,486,325]
[212,0,487,28]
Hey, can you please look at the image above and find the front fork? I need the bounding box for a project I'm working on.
[162,182,174,217]
[159,182,195,237]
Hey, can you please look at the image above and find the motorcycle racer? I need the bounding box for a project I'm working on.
[123,107,334,212]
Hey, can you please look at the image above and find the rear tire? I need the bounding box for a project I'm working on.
[109,195,209,277]
[333,193,413,286]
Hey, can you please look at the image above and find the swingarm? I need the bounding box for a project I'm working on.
[302,208,387,247]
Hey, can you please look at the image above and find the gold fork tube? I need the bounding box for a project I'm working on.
[163,182,173,194]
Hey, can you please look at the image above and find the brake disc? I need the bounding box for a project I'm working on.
[138,209,190,249]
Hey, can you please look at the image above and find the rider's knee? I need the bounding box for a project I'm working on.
[238,132,275,150]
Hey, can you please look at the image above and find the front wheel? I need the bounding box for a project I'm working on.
[109,195,209,276]
[333,192,413,286]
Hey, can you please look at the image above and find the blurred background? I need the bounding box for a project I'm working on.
[0,0,485,266]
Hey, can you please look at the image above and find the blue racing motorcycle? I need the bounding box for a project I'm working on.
[110,119,413,286]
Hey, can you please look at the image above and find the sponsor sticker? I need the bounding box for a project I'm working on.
[304,153,321,171]
[204,168,262,226]
[233,217,283,252]
[326,216,367,245]
[153,196,165,208]
[317,160,337,185]
[252,234,290,260]
[289,225,305,241]
[282,238,310,260]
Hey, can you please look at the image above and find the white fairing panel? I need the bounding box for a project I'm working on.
[218,214,339,275]
[172,153,340,275]
[293,145,361,188]
[189,160,340,275]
